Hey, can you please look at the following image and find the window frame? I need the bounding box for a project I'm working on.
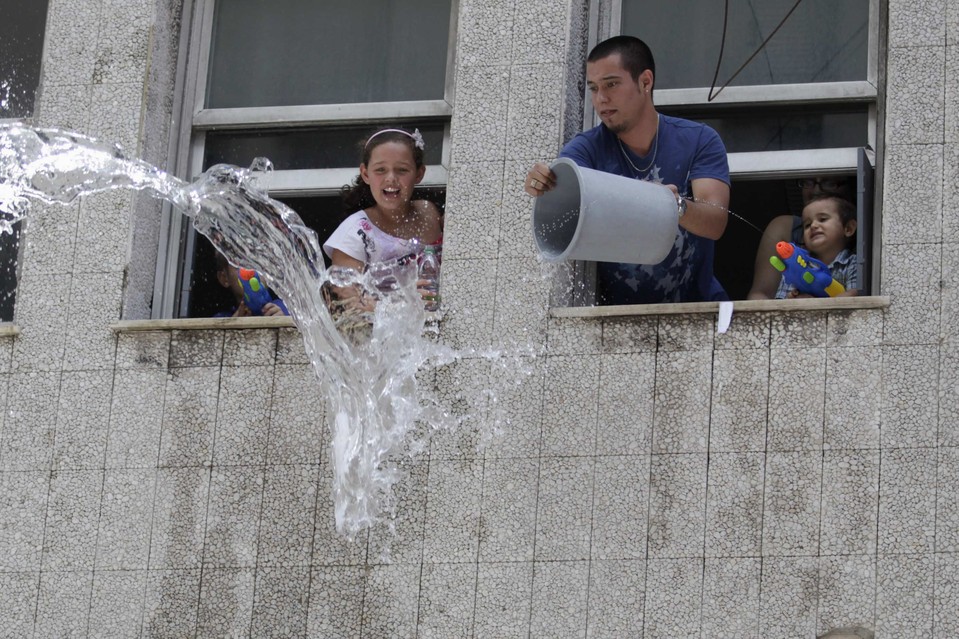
[575,0,884,301]
[607,0,881,103]
[152,0,459,318]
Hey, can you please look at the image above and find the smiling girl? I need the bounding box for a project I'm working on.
[322,128,443,311]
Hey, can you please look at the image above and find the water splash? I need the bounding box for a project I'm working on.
[0,80,11,113]
[0,122,488,540]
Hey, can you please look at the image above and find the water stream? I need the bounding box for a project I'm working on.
[0,122,491,540]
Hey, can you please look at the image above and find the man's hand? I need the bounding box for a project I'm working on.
[524,162,556,197]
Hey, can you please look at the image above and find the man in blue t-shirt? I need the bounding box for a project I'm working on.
[525,36,731,305]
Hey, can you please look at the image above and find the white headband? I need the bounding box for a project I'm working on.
[365,128,425,150]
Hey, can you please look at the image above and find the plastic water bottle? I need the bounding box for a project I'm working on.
[418,245,440,311]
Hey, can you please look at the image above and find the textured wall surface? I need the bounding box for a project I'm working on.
[1,0,958,637]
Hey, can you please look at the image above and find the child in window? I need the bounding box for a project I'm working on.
[748,176,855,300]
[322,127,443,313]
[213,251,289,317]
[775,194,859,298]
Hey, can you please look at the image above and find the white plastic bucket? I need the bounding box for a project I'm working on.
[532,157,679,264]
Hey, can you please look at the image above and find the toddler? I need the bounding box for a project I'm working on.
[776,194,859,298]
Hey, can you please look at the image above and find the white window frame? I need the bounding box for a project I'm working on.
[153,0,458,318]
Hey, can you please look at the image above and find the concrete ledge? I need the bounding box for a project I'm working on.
[111,316,295,332]
[112,312,441,333]
[109,298,890,330]
[0,323,21,337]
[549,295,891,318]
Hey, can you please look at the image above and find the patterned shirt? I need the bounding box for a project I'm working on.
[560,115,730,304]
[323,210,442,293]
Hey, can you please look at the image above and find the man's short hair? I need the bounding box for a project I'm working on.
[587,35,656,85]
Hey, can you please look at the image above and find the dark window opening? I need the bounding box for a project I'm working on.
[1,0,49,322]
[715,163,872,300]
[203,124,446,171]
[184,189,446,318]
[0,0,49,119]
[660,104,869,154]
[0,222,21,322]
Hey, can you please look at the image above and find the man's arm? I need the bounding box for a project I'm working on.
[665,177,729,240]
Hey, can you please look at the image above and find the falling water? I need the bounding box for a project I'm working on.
[0,122,477,540]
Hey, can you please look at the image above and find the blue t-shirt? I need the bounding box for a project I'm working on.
[560,115,730,304]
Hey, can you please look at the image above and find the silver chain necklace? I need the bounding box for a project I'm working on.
[618,114,660,176]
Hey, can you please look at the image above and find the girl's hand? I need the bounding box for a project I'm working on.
[232,302,251,317]
[415,278,431,298]
[350,294,377,314]
[416,278,440,306]
[335,286,376,314]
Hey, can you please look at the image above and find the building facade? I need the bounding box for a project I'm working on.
[0,0,956,636]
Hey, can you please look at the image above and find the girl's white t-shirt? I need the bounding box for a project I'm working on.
[323,210,441,268]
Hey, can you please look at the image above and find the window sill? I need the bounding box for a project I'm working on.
[111,312,444,333]
[0,323,21,337]
[549,295,891,319]
[111,316,295,333]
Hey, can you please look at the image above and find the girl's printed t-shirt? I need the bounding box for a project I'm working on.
[323,210,442,290]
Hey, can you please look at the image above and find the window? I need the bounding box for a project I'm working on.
[591,0,880,301]
[0,0,50,322]
[154,0,456,318]
[0,0,48,120]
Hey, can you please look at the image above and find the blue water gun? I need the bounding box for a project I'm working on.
[237,268,289,315]
[769,241,845,297]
